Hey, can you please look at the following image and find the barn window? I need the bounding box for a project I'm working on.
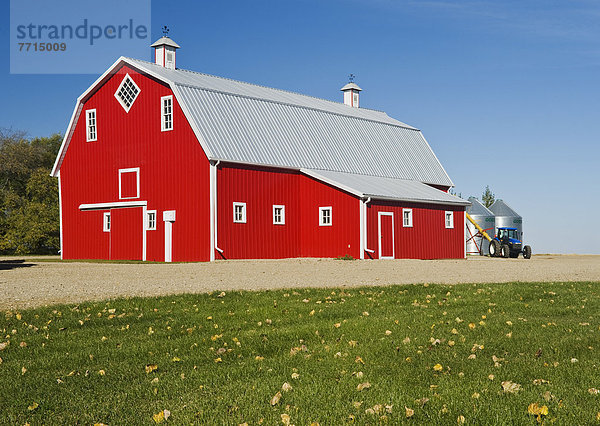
[146,210,157,230]
[86,109,97,142]
[119,168,140,199]
[233,202,246,223]
[161,95,173,131]
[273,205,285,225]
[319,206,332,226]
[402,209,413,227]
[114,74,140,112]
[103,212,111,232]
[445,211,454,229]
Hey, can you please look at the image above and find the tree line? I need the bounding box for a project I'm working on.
[0,129,62,254]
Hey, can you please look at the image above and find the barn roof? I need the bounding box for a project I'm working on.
[303,169,469,206]
[52,57,455,191]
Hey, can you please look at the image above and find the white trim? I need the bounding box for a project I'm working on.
[445,211,454,229]
[377,211,395,259]
[103,212,111,232]
[233,202,246,223]
[464,211,467,259]
[210,163,217,261]
[359,198,364,259]
[85,109,97,142]
[114,73,141,113]
[402,208,413,228]
[58,172,63,259]
[118,167,140,199]
[161,95,173,132]
[164,221,173,262]
[319,206,332,226]
[142,206,147,261]
[146,210,157,230]
[79,200,147,210]
[273,205,285,225]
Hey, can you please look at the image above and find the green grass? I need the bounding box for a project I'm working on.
[1,282,600,425]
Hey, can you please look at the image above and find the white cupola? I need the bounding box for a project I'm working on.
[151,27,180,70]
[340,75,362,108]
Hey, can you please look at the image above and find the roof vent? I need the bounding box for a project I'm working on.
[151,26,180,70]
[340,74,362,108]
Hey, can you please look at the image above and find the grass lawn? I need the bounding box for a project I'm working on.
[1,282,600,425]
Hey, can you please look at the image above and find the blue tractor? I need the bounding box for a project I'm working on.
[488,227,532,259]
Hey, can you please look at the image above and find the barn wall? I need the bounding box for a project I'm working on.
[216,164,360,259]
[366,201,465,259]
[59,65,211,261]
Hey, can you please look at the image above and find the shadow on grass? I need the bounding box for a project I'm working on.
[0,259,36,270]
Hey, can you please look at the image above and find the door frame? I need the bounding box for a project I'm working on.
[377,211,395,259]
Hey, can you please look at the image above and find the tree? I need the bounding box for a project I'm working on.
[482,185,495,208]
[0,130,62,254]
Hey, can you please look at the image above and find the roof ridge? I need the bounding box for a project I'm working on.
[124,57,397,116]
[175,81,420,131]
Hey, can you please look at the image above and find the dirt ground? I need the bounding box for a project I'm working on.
[1,255,599,310]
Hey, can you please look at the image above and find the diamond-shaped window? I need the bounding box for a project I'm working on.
[114,74,140,112]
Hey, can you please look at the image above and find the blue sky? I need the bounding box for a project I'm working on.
[2,0,599,254]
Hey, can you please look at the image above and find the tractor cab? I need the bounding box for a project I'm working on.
[489,227,532,259]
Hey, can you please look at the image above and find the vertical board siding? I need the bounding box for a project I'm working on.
[367,201,465,259]
[60,65,211,261]
[217,165,360,260]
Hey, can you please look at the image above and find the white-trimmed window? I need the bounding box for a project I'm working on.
[114,74,140,112]
[103,212,111,232]
[445,211,454,229]
[402,208,413,227]
[161,95,173,131]
[86,109,97,142]
[319,206,332,226]
[146,210,157,230]
[273,205,285,225]
[118,167,140,199]
[233,202,246,223]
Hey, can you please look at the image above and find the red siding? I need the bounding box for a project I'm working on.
[366,201,465,259]
[216,164,360,259]
[59,65,211,261]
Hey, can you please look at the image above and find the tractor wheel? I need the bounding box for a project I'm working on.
[489,240,500,257]
[501,244,510,258]
[523,245,532,259]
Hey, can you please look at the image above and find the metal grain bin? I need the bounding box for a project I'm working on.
[489,199,523,241]
[466,197,496,255]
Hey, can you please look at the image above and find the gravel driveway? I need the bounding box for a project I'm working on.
[1,255,599,310]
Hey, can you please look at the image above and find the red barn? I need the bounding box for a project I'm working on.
[51,37,469,262]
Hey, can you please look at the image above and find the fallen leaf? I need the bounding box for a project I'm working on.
[291,372,300,380]
[282,382,293,392]
[334,323,341,328]
[172,357,181,362]
[501,381,521,393]
[415,397,429,407]
[21,366,27,375]
[588,388,600,395]
[457,415,466,424]
[98,369,105,376]
[348,340,357,347]
[0,342,7,351]
[270,391,282,405]
[27,402,39,411]
[280,413,291,425]
[405,406,414,418]
[145,364,158,374]
[528,403,549,418]
[355,356,365,364]
[214,357,222,363]
[533,379,549,386]
[385,330,392,336]
[402,337,411,344]
[152,411,165,423]
[356,382,371,391]
[433,364,443,371]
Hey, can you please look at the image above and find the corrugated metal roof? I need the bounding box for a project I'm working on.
[124,58,454,187]
[489,199,521,218]
[467,197,494,216]
[304,169,469,206]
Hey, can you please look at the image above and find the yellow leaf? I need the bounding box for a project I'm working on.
[27,402,39,411]
[152,410,165,423]
[98,369,105,376]
[405,406,414,418]
[21,366,27,375]
[309,310,315,316]
[457,415,466,424]
[214,357,222,363]
[172,357,181,362]
[348,340,357,347]
[385,330,392,336]
[270,391,282,406]
[291,373,300,380]
[280,413,291,425]
[468,323,476,330]
[355,356,365,364]
[356,382,371,391]
[528,403,548,416]
[16,313,22,320]
[334,323,341,328]
[145,364,158,374]
[433,364,443,371]
[281,382,293,392]
[255,356,264,361]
